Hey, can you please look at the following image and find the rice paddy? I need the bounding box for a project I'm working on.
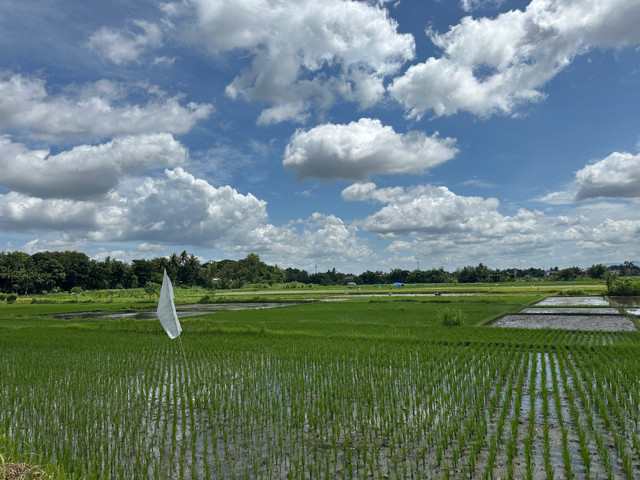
[1,292,639,479]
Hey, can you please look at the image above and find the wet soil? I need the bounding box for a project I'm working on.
[491,314,637,331]
[491,296,638,332]
[520,307,620,314]
[534,296,609,306]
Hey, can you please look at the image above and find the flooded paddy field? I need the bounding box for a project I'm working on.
[493,296,639,332]
[534,296,609,306]
[611,296,640,316]
[491,313,637,331]
[52,302,300,320]
[3,294,640,479]
[520,306,620,314]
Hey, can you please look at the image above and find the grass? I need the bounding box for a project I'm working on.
[4,279,606,305]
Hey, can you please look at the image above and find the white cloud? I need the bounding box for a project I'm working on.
[575,151,640,200]
[0,192,101,232]
[344,182,538,238]
[0,166,375,270]
[283,118,457,181]
[0,168,268,247]
[364,187,640,270]
[537,149,640,203]
[0,73,213,142]
[578,218,640,245]
[235,212,375,270]
[535,190,576,205]
[169,0,415,123]
[18,238,89,255]
[460,0,504,12]
[106,168,269,245]
[0,133,187,199]
[87,20,163,65]
[90,245,167,263]
[389,0,640,118]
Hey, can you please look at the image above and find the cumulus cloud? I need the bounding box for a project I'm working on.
[460,0,504,12]
[18,238,89,255]
[236,212,374,269]
[0,168,268,246]
[0,192,101,233]
[577,218,640,245]
[0,166,374,269]
[537,149,640,203]
[0,73,213,142]
[389,0,640,118]
[167,0,414,123]
[342,182,539,238]
[0,133,187,199]
[87,20,163,65]
[575,152,640,200]
[108,168,268,245]
[283,118,457,181]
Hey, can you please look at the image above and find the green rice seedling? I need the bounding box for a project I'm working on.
[1,295,639,480]
[548,351,574,480]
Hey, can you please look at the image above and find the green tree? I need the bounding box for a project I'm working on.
[587,264,607,279]
[32,252,66,293]
[556,266,582,281]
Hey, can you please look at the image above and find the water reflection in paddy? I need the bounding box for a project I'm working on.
[53,303,300,320]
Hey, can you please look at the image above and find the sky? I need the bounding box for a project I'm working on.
[0,0,639,274]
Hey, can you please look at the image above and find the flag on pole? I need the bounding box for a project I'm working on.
[157,269,182,339]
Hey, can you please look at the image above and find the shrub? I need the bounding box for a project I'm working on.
[6,294,17,304]
[31,298,55,304]
[558,289,586,296]
[608,277,640,296]
[198,295,215,304]
[439,307,466,326]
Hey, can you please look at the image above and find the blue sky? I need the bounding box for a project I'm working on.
[0,0,639,274]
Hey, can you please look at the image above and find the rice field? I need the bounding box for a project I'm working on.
[1,295,640,479]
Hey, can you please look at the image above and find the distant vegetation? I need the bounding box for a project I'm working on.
[606,270,640,296]
[0,249,637,295]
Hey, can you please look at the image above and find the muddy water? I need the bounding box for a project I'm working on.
[492,296,639,332]
[609,296,640,315]
[520,307,620,314]
[534,296,609,306]
[609,296,640,308]
[52,303,299,320]
[491,314,637,331]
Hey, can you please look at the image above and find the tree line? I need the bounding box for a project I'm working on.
[0,250,635,295]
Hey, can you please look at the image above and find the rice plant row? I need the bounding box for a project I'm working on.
[1,326,640,479]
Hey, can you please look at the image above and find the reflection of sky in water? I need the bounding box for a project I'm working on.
[535,296,609,306]
[521,307,619,314]
[626,308,640,316]
[54,303,298,320]
[610,297,640,308]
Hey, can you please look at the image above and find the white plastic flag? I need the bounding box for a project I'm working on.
[157,269,182,339]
